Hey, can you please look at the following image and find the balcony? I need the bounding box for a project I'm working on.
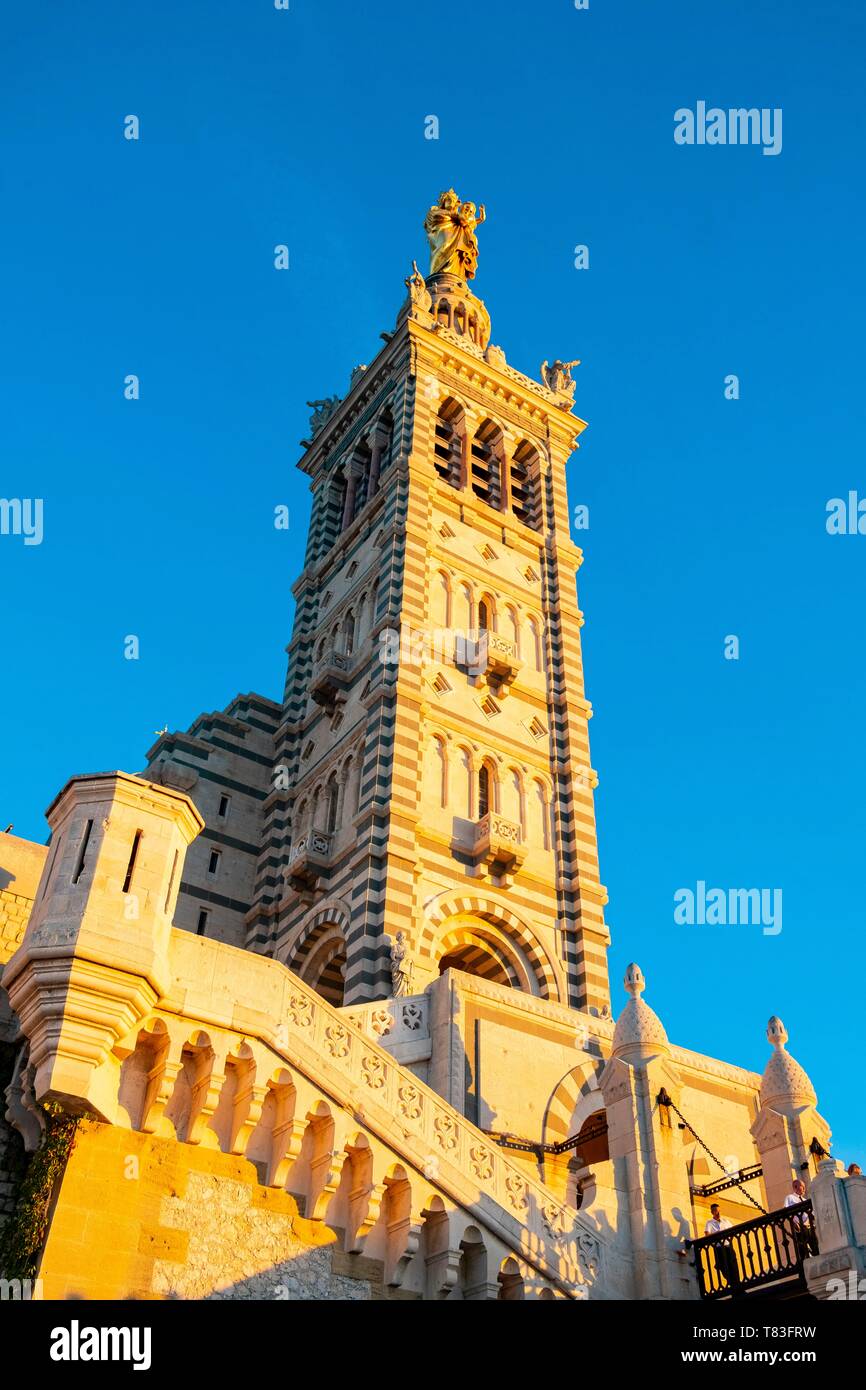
[472,813,527,875]
[455,631,523,692]
[287,831,333,893]
[686,1200,817,1301]
[309,648,352,712]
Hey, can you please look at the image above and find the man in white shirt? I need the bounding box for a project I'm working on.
[704,1203,738,1289]
[784,1178,818,1256]
[784,1178,808,1209]
[705,1203,732,1236]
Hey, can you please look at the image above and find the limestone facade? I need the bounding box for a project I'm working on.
[0,215,860,1301]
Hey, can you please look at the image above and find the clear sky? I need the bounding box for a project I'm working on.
[1,2,864,1162]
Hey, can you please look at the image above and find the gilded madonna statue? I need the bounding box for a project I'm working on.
[424,189,486,280]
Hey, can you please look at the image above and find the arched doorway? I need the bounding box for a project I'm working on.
[290,923,346,1007]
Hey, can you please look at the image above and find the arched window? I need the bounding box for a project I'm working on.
[478,763,491,820]
[504,768,524,835]
[325,775,340,834]
[342,608,356,656]
[457,746,473,819]
[434,398,464,489]
[531,780,551,851]
[527,615,543,671]
[470,419,504,510]
[511,440,541,530]
[457,581,473,634]
[506,604,520,650]
[424,735,448,811]
[375,407,394,480]
[432,570,451,629]
[478,598,491,633]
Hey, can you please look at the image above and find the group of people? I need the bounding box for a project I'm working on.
[701,1169,863,1291]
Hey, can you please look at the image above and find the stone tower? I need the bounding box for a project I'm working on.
[245,196,610,1015]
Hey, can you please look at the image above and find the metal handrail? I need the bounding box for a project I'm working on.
[686,1200,817,1300]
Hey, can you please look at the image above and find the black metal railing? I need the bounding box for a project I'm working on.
[486,1114,609,1162]
[688,1200,817,1300]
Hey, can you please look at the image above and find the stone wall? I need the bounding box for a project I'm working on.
[0,1041,27,1242]
[38,1121,381,1301]
[0,833,47,974]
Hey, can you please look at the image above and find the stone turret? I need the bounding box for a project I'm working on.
[750,1015,831,1210]
[601,964,691,1299]
[3,772,203,1121]
[611,962,670,1062]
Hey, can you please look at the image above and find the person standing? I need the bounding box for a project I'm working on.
[704,1203,738,1290]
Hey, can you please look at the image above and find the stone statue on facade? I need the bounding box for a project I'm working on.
[404,260,433,312]
[424,190,486,281]
[306,396,341,436]
[540,359,580,398]
[390,930,414,997]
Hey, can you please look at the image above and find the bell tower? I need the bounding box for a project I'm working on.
[246,192,610,1016]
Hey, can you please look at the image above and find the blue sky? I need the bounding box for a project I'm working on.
[1,1,864,1160]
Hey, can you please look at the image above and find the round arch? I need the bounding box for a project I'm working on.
[436,921,523,989]
[542,1061,604,1147]
[419,893,562,1001]
[283,898,351,1006]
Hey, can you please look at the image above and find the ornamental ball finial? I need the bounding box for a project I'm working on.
[624,963,645,999]
[767,1015,789,1050]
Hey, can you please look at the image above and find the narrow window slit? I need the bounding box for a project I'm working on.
[164,848,179,913]
[123,830,143,894]
[71,819,93,885]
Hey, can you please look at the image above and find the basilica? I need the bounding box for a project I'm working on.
[0,192,862,1301]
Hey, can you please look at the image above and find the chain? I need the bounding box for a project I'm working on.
[659,1090,767,1214]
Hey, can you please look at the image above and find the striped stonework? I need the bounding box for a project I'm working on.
[241,269,611,1015]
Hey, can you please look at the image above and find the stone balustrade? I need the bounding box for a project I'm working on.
[5,921,614,1298]
[472,813,528,874]
[343,993,431,1065]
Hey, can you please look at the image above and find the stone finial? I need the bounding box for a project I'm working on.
[611,962,669,1060]
[760,1015,817,1111]
[624,962,645,999]
[767,1015,788,1049]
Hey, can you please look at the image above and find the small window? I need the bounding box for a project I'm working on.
[218,794,231,819]
[122,830,143,894]
[196,909,209,936]
[207,849,221,878]
[478,765,491,819]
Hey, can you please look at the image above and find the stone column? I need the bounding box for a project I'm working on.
[599,964,695,1300]
[340,468,359,530]
[804,1160,866,1300]
[368,436,384,497]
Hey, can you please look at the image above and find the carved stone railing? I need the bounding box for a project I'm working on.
[4,923,619,1298]
[687,1201,817,1300]
[309,648,352,712]
[474,631,523,690]
[286,831,333,893]
[453,631,522,691]
[343,994,431,1065]
[472,814,527,874]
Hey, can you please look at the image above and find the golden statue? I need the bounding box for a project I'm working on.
[424,189,486,280]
